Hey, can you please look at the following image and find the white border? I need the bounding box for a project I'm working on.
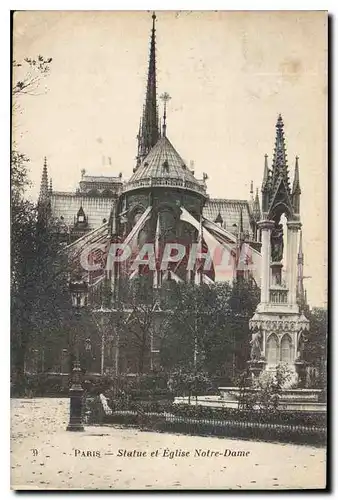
[2,2,335,498]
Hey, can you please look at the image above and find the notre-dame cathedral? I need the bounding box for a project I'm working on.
[36,13,309,378]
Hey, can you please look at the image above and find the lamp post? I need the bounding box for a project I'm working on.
[66,278,88,432]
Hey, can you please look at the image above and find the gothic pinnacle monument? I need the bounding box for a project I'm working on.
[249,115,309,382]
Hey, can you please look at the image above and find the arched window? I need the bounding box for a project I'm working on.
[281,335,292,363]
[267,334,278,365]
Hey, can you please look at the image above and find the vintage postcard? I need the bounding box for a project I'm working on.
[11,10,327,490]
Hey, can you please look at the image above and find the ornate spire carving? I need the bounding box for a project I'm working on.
[136,12,160,167]
[262,115,294,221]
[271,114,291,190]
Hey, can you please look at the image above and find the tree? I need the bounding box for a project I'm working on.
[160,278,260,381]
[11,195,73,383]
[109,276,162,375]
[304,307,327,388]
[160,281,229,372]
[12,55,52,113]
[11,55,73,391]
[167,364,211,404]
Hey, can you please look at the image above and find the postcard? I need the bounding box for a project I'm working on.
[11,10,327,490]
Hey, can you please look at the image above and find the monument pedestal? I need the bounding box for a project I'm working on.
[247,359,267,379]
[295,359,307,388]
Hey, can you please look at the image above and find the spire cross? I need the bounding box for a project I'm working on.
[160,92,171,137]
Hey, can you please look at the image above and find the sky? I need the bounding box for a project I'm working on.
[12,10,327,307]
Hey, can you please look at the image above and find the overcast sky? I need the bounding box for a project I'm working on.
[12,11,327,307]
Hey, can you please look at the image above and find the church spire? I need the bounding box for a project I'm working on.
[136,12,160,166]
[37,156,51,225]
[39,156,49,204]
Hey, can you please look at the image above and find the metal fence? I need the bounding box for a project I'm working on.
[85,401,326,446]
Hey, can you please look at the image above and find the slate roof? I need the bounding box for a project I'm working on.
[82,175,122,183]
[203,198,253,236]
[124,136,207,196]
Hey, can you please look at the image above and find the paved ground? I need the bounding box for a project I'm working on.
[11,398,326,491]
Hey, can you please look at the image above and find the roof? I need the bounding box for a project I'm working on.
[124,136,207,196]
[81,175,122,183]
[203,198,252,235]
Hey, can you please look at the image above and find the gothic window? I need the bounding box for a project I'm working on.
[267,334,279,365]
[281,334,292,363]
[102,189,113,197]
[159,207,176,240]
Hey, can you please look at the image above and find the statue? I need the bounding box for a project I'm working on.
[271,223,284,262]
[250,331,262,361]
[296,331,308,361]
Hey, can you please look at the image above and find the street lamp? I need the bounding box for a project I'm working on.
[66,278,88,432]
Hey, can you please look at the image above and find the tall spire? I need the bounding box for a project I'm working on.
[136,12,160,166]
[39,156,49,203]
[271,114,291,190]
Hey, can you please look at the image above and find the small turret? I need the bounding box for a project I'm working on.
[39,156,49,204]
[292,155,301,215]
[253,187,261,221]
[215,211,223,226]
[261,154,270,214]
[250,180,254,201]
